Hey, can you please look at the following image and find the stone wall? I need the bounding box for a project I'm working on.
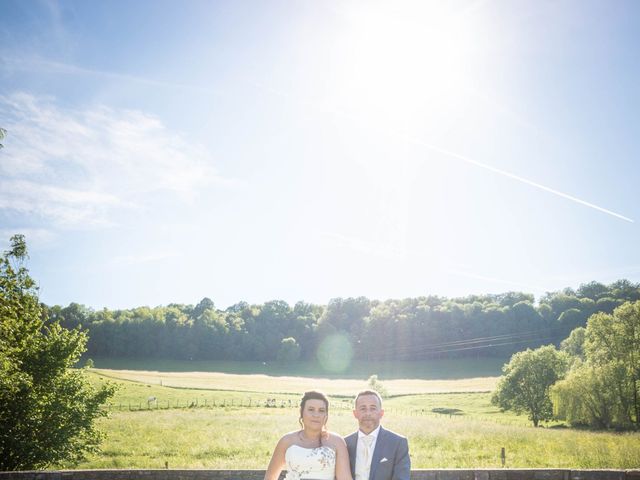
[1,470,639,480]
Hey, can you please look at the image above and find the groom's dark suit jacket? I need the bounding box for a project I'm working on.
[345,426,410,480]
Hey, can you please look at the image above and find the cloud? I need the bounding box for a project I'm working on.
[0,92,227,228]
[2,56,223,95]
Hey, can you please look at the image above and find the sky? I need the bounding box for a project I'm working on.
[1,0,640,310]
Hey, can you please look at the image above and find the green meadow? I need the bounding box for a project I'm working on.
[91,368,498,398]
[74,361,640,470]
[87,357,506,379]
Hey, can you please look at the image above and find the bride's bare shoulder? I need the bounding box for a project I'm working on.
[324,431,348,447]
[278,431,300,447]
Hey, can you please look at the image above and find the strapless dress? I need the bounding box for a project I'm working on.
[284,444,336,480]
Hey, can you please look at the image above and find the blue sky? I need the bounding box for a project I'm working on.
[1,0,639,310]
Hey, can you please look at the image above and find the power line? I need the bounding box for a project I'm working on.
[356,326,568,358]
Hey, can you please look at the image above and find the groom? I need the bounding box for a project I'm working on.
[345,390,411,480]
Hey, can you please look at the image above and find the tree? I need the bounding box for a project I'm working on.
[277,337,301,362]
[192,297,215,320]
[0,235,116,470]
[609,279,640,302]
[367,374,388,398]
[491,345,568,426]
[57,302,93,330]
[576,281,608,301]
[557,307,588,332]
[595,297,622,314]
[552,361,626,429]
[0,128,6,149]
[552,302,640,430]
[560,327,586,360]
[584,303,640,428]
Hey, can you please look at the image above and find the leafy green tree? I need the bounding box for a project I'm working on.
[277,337,301,362]
[367,374,388,398]
[557,307,587,331]
[541,292,582,319]
[584,303,640,427]
[192,297,215,320]
[495,291,535,307]
[318,297,370,341]
[609,279,640,302]
[595,297,622,314]
[492,345,568,426]
[0,235,116,470]
[560,327,586,360]
[537,302,554,324]
[0,127,6,149]
[291,301,323,359]
[576,281,608,300]
[552,301,640,430]
[56,302,93,330]
[552,361,626,429]
[251,300,293,360]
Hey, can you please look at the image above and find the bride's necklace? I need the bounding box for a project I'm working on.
[298,429,322,448]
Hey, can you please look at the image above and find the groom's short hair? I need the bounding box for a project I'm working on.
[354,390,383,407]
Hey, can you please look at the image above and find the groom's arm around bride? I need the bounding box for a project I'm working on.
[345,390,410,480]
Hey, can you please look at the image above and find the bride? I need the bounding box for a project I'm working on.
[264,391,352,480]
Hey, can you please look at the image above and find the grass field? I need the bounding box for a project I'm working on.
[91,368,498,397]
[74,404,640,470]
[88,370,502,419]
[88,357,507,379]
[76,366,640,470]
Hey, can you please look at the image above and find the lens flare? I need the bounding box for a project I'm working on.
[317,333,354,373]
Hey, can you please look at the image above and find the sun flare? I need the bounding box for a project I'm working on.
[331,1,484,131]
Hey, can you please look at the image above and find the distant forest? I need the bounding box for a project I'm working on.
[46,279,640,362]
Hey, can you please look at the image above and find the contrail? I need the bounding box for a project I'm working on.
[5,56,629,222]
[408,138,634,223]
[246,79,634,224]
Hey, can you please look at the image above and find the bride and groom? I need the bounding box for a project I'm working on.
[264,390,411,480]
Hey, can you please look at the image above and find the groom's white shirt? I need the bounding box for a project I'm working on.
[355,425,380,480]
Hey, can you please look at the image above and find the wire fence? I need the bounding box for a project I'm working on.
[104,397,535,426]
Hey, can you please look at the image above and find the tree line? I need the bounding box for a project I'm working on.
[46,279,640,362]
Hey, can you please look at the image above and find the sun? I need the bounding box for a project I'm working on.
[329,1,484,133]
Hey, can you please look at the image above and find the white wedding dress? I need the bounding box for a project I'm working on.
[284,444,336,480]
